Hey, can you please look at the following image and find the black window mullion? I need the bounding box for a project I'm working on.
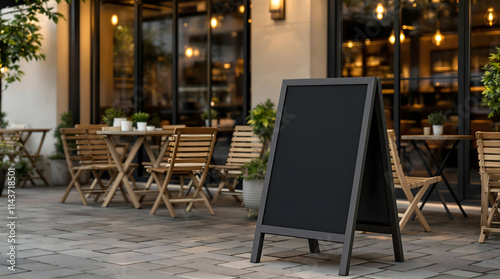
[134,0,143,114]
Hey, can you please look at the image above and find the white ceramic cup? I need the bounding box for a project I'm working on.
[113,118,127,127]
[121,120,132,131]
[146,126,155,131]
[137,122,147,131]
[423,127,431,135]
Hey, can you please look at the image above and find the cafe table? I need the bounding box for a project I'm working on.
[0,128,51,187]
[97,130,174,208]
[400,134,473,219]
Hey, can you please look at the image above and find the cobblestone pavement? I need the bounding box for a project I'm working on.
[0,187,499,279]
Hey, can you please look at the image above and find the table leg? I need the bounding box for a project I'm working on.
[421,140,467,218]
[101,137,144,208]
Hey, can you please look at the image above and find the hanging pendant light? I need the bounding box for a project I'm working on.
[375,1,386,20]
[432,21,444,46]
[388,30,405,45]
[484,7,498,26]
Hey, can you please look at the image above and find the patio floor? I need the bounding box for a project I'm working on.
[1,186,500,279]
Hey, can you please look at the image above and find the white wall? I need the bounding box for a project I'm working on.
[3,1,63,157]
[251,0,327,107]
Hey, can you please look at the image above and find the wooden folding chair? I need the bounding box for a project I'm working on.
[210,125,264,204]
[388,129,440,232]
[147,127,217,217]
[476,132,500,243]
[59,128,130,205]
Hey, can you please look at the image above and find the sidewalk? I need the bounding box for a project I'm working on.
[0,187,499,279]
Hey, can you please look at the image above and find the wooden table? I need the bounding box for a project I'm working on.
[0,128,51,187]
[97,130,174,208]
[400,134,473,219]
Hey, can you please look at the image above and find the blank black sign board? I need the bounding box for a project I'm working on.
[250,77,404,276]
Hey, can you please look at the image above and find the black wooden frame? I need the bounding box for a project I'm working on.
[250,77,403,276]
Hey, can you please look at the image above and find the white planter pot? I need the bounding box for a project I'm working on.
[137,122,147,131]
[243,179,265,210]
[432,125,444,136]
[204,119,218,127]
[50,159,71,186]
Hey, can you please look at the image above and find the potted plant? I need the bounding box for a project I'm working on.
[131,112,150,131]
[241,99,276,212]
[102,107,126,127]
[49,111,73,186]
[201,108,219,127]
[428,111,447,136]
[481,47,500,118]
[0,140,22,196]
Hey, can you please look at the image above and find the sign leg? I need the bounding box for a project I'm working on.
[308,239,320,253]
[250,232,265,263]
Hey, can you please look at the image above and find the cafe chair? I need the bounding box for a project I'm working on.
[59,128,131,205]
[388,129,440,232]
[476,132,500,243]
[210,125,264,205]
[147,127,217,217]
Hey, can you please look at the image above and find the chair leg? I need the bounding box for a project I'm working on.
[151,172,176,217]
[186,172,214,215]
[479,173,490,243]
[61,169,88,206]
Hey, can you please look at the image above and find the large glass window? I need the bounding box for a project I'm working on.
[342,0,394,129]
[142,1,174,124]
[99,1,135,116]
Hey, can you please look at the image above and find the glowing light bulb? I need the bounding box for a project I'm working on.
[485,7,498,27]
[388,30,405,45]
[375,2,386,20]
[211,17,218,28]
[185,47,193,58]
[239,5,245,14]
[433,29,444,46]
[111,14,118,26]
[347,41,354,48]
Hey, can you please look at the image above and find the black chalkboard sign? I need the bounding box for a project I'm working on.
[250,77,403,276]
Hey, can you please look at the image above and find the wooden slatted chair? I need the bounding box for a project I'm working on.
[210,125,264,204]
[476,132,500,243]
[147,127,217,217]
[388,129,440,232]
[60,128,130,205]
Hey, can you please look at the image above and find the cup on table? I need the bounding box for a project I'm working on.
[121,120,132,131]
[113,118,127,127]
[423,127,431,135]
[146,126,155,131]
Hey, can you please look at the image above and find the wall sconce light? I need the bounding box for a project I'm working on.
[111,14,118,26]
[484,7,498,26]
[388,30,405,45]
[269,0,285,20]
[432,21,444,46]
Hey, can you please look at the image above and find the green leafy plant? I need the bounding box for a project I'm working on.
[50,111,74,160]
[0,140,22,168]
[14,159,31,179]
[239,152,269,181]
[131,112,150,123]
[481,47,500,118]
[201,108,219,120]
[0,0,85,92]
[428,111,447,126]
[0,112,8,129]
[247,99,276,150]
[101,107,126,126]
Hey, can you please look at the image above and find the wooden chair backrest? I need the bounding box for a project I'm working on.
[387,129,407,187]
[161,124,187,144]
[476,132,500,177]
[60,128,91,169]
[86,130,113,165]
[225,125,263,166]
[166,127,217,171]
